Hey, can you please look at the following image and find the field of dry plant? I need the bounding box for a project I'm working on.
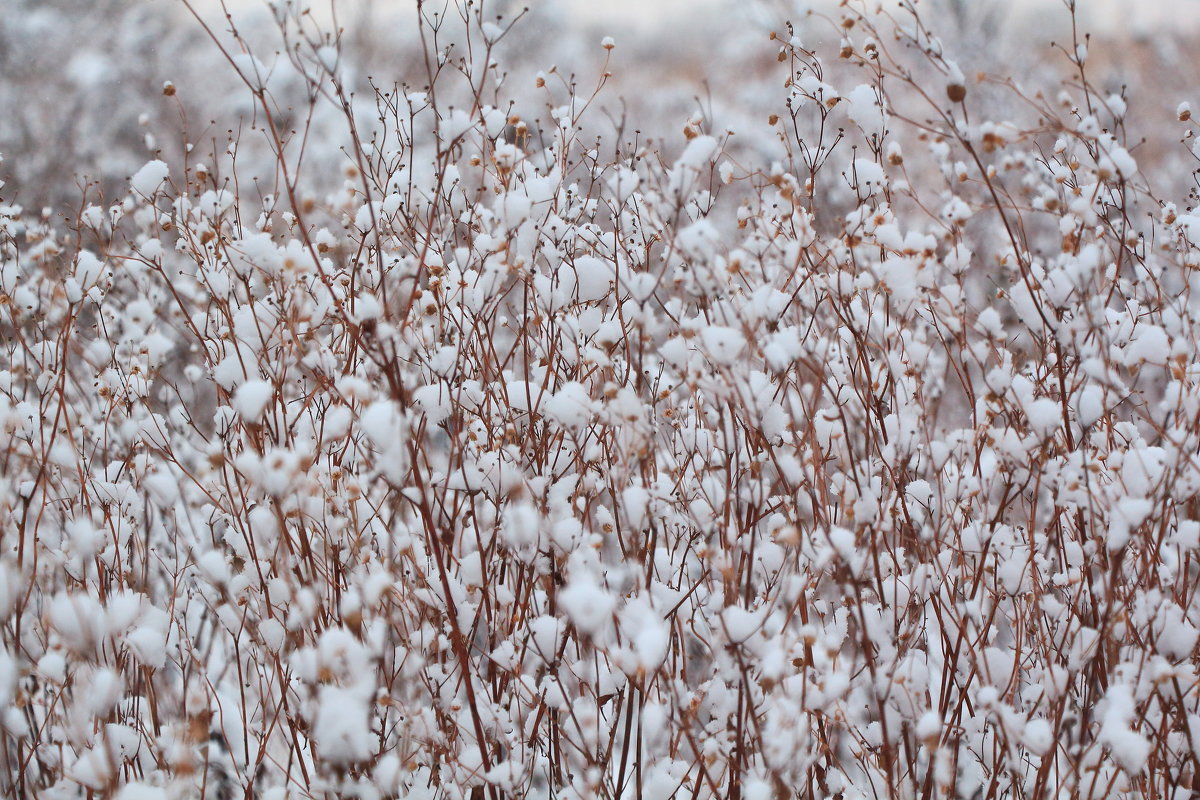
[3,1,1200,798]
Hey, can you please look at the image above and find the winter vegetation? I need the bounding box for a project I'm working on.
[4,0,1200,798]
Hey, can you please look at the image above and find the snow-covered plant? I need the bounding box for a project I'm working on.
[2,2,1200,799]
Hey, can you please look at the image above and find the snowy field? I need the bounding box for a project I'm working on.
[4,1,1200,799]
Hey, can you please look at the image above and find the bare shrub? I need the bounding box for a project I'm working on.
[2,2,1199,799]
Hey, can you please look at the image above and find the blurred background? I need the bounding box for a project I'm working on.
[3,0,1197,210]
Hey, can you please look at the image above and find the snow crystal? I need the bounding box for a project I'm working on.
[130,160,169,198]
[315,686,373,764]
[875,256,921,306]
[1099,685,1150,773]
[676,135,719,170]
[529,615,564,659]
[1023,397,1061,437]
[413,383,452,424]
[36,651,66,684]
[915,710,941,741]
[229,232,282,276]
[1022,719,1053,755]
[701,326,745,365]
[75,250,106,288]
[607,166,640,203]
[232,53,270,89]
[844,84,885,139]
[360,401,403,451]
[720,605,763,644]
[850,158,886,194]
[115,784,169,800]
[627,613,669,672]
[544,382,592,429]
[975,307,1004,338]
[498,191,532,228]
[568,255,613,303]
[1107,146,1137,179]
[142,472,180,508]
[212,351,252,392]
[48,593,103,653]
[196,550,231,586]
[1156,604,1199,660]
[316,45,338,73]
[125,623,167,669]
[0,651,14,707]
[1124,324,1169,366]
[1074,385,1104,426]
[559,574,615,636]
[232,379,274,422]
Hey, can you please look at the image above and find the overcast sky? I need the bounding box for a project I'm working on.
[561,0,1196,34]
[229,0,1199,35]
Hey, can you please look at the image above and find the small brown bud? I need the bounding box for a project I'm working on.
[162,81,176,96]
[947,83,967,103]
